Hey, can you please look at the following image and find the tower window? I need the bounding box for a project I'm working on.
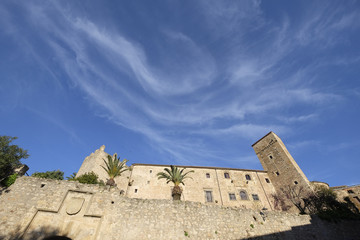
[265,178,270,183]
[205,191,213,202]
[134,189,138,193]
[224,172,230,179]
[150,170,152,173]
[245,174,251,180]
[240,190,248,200]
[269,155,273,159]
[206,173,210,178]
[252,194,260,201]
[275,171,280,176]
[294,181,298,185]
[229,193,236,200]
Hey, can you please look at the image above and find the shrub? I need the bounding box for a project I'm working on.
[32,170,64,180]
[2,173,18,187]
[75,172,100,185]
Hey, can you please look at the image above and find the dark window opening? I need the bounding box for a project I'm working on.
[111,201,114,204]
[269,155,273,159]
[134,189,138,193]
[150,170,152,173]
[40,184,46,188]
[348,190,354,194]
[240,191,248,200]
[229,193,236,200]
[294,181,298,185]
[245,174,251,180]
[206,173,210,178]
[224,172,230,179]
[252,194,260,201]
[265,178,270,183]
[275,171,280,176]
[205,191,213,202]
[43,236,72,240]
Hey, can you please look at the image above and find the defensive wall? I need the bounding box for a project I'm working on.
[1,177,359,240]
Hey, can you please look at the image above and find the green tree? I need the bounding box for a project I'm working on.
[157,165,194,200]
[32,170,64,180]
[75,172,102,185]
[0,136,29,182]
[102,154,128,186]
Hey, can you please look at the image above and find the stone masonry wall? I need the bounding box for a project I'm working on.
[1,177,359,240]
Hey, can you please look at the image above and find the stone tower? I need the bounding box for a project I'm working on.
[252,132,312,195]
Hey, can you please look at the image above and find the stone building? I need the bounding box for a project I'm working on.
[76,131,360,212]
[1,131,360,240]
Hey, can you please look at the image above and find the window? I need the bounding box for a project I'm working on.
[150,170,152,173]
[229,193,236,200]
[240,190,248,200]
[348,190,354,194]
[206,173,210,178]
[269,155,273,159]
[275,171,280,176]
[134,189,138,193]
[265,178,270,183]
[294,181,298,185]
[245,174,251,180]
[224,172,230,179]
[205,191,213,202]
[252,194,260,201]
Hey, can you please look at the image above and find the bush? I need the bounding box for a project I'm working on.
[305,186,360,221]
[1,173,18,187]
[75,172,101,185]
[32,170,64,180]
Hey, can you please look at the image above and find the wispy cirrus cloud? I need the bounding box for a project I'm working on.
[2,0,357,169]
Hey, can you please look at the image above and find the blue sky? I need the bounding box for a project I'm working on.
[1,1,359,187]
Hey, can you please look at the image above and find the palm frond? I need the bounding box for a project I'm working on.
[157,165,194,186]
[102,154,128,179]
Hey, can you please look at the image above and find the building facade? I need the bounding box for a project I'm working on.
[76,132,360,212]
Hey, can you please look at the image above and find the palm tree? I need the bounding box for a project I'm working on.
[102,154,128,186]
[157,165,194,200]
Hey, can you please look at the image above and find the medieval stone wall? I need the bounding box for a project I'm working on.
[1,177,359,240]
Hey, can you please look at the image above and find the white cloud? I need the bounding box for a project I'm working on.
[3,1,350,167]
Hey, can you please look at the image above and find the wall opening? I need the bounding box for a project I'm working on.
[43,236,72,240]
[229,193,236,200]
[240,190,248,200]
[205,191,213,202]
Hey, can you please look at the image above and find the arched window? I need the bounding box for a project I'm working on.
[245,174,251,180]
[240,190,248,200]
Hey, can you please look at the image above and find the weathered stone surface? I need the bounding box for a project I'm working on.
[0,177,359,240]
